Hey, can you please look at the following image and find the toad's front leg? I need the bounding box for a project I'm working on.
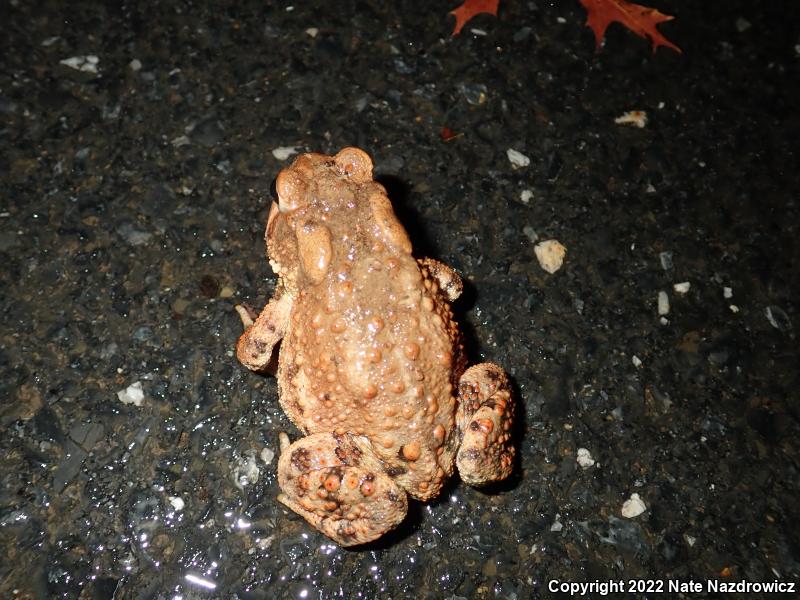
[455,363,515,486]
[235,291,292,373]
[277,432,408,547]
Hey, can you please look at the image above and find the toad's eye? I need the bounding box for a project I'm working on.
[276,170,305,213]
[334,147,373,183]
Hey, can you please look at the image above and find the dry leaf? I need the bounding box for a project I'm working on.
[440,127,462,142]
[450,0,500,36]
[579,0,681,53]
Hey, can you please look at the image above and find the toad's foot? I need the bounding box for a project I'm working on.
[456,363,515,486]
[277,432,408,547]
[235,292,292,372]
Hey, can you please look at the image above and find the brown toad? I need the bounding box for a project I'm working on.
[236,147,514,546]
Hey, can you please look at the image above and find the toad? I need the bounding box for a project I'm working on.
[236,147,515,546]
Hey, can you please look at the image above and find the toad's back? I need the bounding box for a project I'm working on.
[269,152,466,498]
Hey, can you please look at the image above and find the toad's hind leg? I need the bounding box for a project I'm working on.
[277,432,408,547]
[456,363,515,486]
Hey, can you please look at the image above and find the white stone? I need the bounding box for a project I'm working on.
[576,448,595,469]
[621,493,647,518]
[534,239,566,273]
[168,496,185,511]
[520,189,534,204]
[272,146,299,161]
[550,514,563,532]
[59,55,99,74]
[723,286,733,299]
[507,148,530,168]
[117,381,144,406]
[632,355,642,367]
[673,281,691,294]
[260,446,275,465]
[658,291,670,316]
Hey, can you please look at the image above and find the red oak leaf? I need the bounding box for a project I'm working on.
[440,126,463,142]
[580,0,681,53]
[450,0,499,36]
